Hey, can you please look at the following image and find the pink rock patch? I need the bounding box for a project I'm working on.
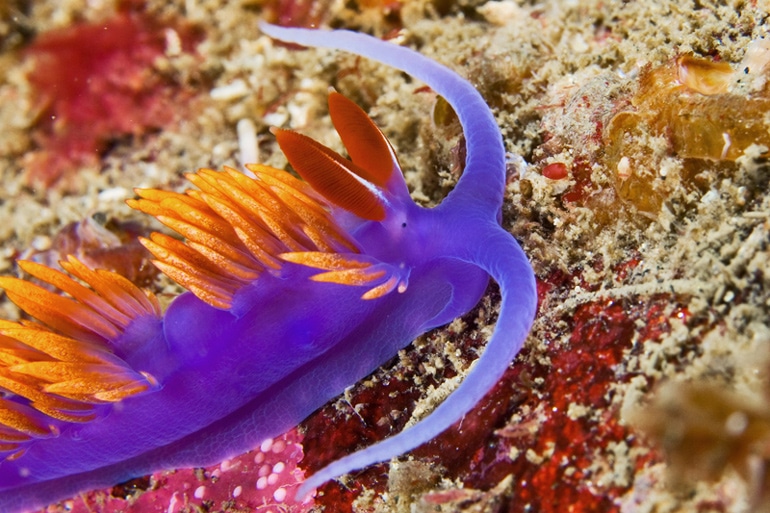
[38,429,313,513]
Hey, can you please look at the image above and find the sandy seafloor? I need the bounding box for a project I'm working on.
[2,0,770,512]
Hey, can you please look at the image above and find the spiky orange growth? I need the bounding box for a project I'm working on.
[128,164,377,309]
[0,256,160,459]
[280,252,401,299]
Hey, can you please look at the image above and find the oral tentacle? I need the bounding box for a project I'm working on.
[259,23,507,216]
[294,222,536,499]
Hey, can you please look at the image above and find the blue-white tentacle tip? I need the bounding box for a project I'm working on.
[291,238,537,502]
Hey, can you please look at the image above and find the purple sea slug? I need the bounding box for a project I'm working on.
[0,23,536,511]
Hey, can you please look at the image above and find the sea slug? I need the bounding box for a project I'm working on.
[0,23,536,511]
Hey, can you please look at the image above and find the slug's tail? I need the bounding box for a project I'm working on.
[0,257,161,462]
[295,224,536,498]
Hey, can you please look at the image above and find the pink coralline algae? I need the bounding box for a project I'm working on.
[38,429,313,513]
[24,8,202,186]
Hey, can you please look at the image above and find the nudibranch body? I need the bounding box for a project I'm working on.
[0,23,536,511]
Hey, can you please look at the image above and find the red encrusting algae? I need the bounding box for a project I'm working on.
[298,262,693,512]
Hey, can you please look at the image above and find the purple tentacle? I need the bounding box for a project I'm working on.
[295,222,536,499]
[259,23,506,215]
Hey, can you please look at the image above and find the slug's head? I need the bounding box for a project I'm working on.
[273,91,429,277]
[272,91,438,294]
[128,92,427,308]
